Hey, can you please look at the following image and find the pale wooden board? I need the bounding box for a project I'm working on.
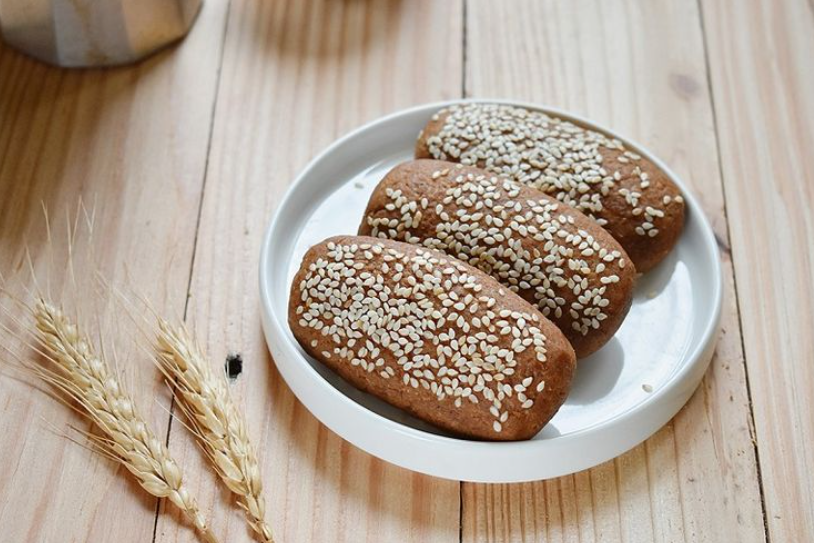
[0,0,227,541]
[3,0,808,540]
[700,0,814,539]
[462,1,766,541]
[155,1,463,542]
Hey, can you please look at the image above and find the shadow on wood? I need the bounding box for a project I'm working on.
[0,38,174,260]
[243,0,406,59]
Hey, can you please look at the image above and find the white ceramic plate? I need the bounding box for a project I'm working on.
[259,100,722,483]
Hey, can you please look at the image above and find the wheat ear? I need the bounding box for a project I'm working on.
[155,319,274,543]
[32,299,218,543]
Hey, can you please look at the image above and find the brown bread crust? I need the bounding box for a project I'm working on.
[359,160,636,358]
[289,235,576,441]
[416,105,685,272]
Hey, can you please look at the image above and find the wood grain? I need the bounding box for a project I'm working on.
[2,0,811,540]
[0,0,227,541]
[700,0,814,539]
[462,1,765,541]
[154,1,463,542]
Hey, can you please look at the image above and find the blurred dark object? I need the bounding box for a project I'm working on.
[0,0,202,68]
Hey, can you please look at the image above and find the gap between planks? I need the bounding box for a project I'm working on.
[152,1,235,542]
[695,1,770,541]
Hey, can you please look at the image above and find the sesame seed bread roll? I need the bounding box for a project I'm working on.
[360,160,636,357]
[289,236,576,441]
[415,103,685,272]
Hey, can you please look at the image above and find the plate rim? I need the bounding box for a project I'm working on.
[259,98,723,482]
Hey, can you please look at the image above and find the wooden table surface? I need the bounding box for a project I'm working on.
[1,0,811,541]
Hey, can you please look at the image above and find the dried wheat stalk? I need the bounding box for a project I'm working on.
[32,299,219,543]
[155,319,274,543]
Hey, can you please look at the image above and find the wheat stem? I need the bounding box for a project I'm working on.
[155,319,274,543]
[32,299,218,543]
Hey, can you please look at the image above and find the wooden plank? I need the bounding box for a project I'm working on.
[0,1,227,541]
[462,1,766,541]
[155,1,463,542]
[699,0,814,539]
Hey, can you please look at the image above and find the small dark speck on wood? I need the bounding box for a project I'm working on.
[225,353,243,381]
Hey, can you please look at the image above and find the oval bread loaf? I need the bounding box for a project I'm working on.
[415,103,685,272]
[359,160,636,358]
[289,235,576,441]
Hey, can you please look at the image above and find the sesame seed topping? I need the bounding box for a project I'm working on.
[367,166,627,338]
[424,104,678,240]
[298,240,550,434]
